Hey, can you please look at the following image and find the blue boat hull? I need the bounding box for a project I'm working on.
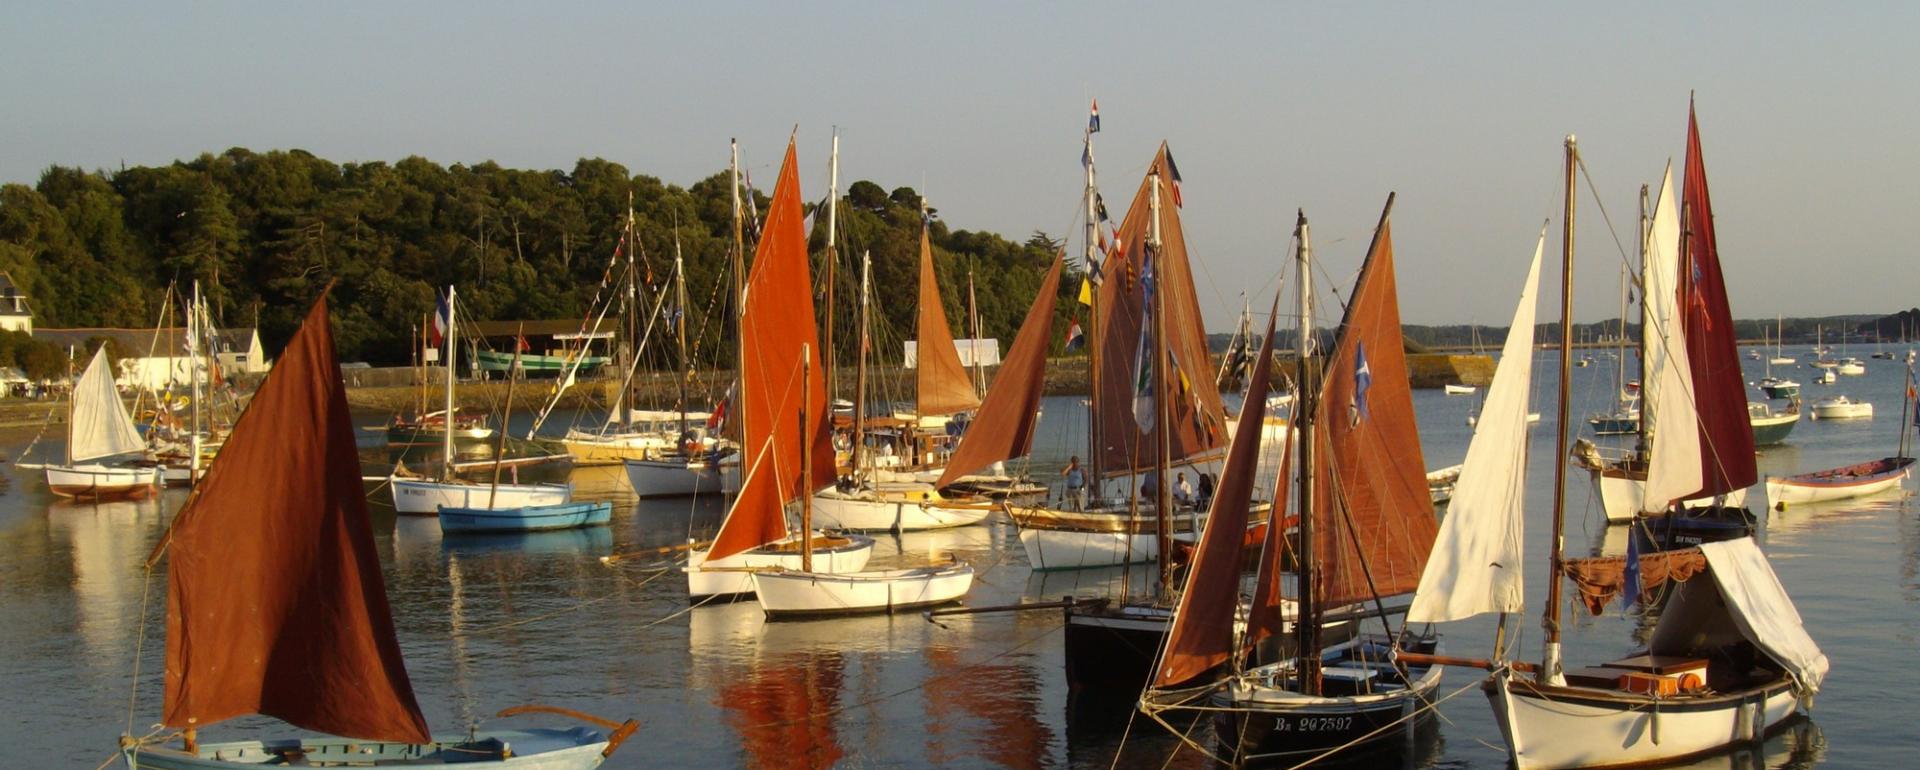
[438,501,613,533]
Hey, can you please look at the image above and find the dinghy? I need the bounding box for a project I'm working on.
[1768,365,1915,506]
[42,347,160,500]
[438,500,614,533]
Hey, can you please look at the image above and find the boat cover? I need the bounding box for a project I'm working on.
[1648,538,1828,697]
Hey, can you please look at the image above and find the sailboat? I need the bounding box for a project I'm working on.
[1145,199,1441,761]
[39,346,163,499]
[695,137,964,617]
[389,285,573,515]
[932,250,1067,498]
[682,139,876,603]
[1587,261,1641,435]
[1571,159,1750,525]
[1768,315,1796,365]
[1759,316,1801,399]
[122,292,635,769]
[1766,359,1912,505]
[1005,143,1252,573]
[1405,129,1828,770]
[810,218,997,532]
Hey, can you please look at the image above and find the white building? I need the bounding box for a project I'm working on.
[902,338,1001,369]
[0,273,33,334]
[34,327,272,390]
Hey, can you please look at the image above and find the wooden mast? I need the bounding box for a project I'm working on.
[624,195,640,430]
[1082,119,1104,489]
[189,281,204,486]
[853,251,872,481]
[674,225,690,440]
[1634,184,1651,457]
[801,343,815,573]
[488,322,523,508]
[441,285,457,482]
[1292,209,1319,695]
[1148,172,1174,595]
[730,140,749,452]
[823,133,839,405]
[967,268,984,395]
[1542,135,1578,683]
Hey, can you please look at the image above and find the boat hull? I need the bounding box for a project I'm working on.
[686,534,875,600]
[1748,412,1798,446]
[810,486,994,532]
[1586,466,1748,524]
[391,479,572,515]
[750,562,974,618]
[1488,671,1799,770]
[1009,502,1270,571]
[561,433,677,466]
[45,464,161,500]
[621,454,737,497]
[1810,400,1872,420]
[124,729,611,769]
[1214,659,1443,763]
[438,501,613,533]
[1765,456,1913,506]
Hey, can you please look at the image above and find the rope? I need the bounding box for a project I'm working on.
[1273,673,1484,769]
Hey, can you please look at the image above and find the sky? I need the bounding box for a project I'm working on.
[4,2,1914,331]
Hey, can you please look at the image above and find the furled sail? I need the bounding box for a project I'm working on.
[69,347,144,463]
[1310,202,1437,608]
[935,253,1064,487]
[1153,292,1281,688]
[1092,144,1227,474]
[1678,104,1758,497]
[709,139,833,561]
[157,293,431,743]
[915,225,982,416]
[1641,166,1704,511]
[1407,230,1542,623]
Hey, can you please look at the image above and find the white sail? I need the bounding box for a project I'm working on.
[70,347,145,463]
[1640,165,1703,511]
[1408,231,1541,623]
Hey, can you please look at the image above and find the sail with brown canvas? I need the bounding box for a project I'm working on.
[127,291,631,768]
[914,223,981,417]
[934,252,1064,488]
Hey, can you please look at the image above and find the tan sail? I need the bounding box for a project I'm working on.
[934,253,1064,487]
[914,224,981,416]
[156,292,430,743]
[1092,144,1226,475]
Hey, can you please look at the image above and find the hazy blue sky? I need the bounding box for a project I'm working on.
[4,2,1913,329]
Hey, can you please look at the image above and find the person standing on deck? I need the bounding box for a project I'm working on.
[1061,455,1086,511]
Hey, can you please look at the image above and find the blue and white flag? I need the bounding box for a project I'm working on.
[1131,258,1157,431]
[1349,342,1372,427]
[1622,527,1643,610]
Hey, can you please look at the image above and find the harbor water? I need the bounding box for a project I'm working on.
[0,345,1912,768]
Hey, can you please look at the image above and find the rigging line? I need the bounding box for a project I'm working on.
[124,557,159,737]
[1573,152,1639,280]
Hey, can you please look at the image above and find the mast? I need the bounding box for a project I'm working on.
[65,346,75,466]
[489,323,523,508]
[1082,116,1104,488]
[1148,172,1174,596]
[442,285,458,482]
[1542,135,1577,683]
[800,343,815,573]
[1292,209,1318,695]
[625,196,640,429]
[853,250,873,479]
[190,281,204,486]
[674,229,690,440]
[418,313,428,417]
[1635,184,1651,457]
[967,268,984,395]
[823,132,840,405]
[730,140,750,450]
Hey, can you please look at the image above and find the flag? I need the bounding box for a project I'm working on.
[1088,254,1105,286]
[1065,319,1086,352]
[515,334,530,353]
[1077,277,1093,307]
[1095,193,1109,223]
[1164,149,1184,208]
[430,292,451,347]
[1349,342,1372,427]
[1088,98,1101,134]
[708,384,734,433]
[1622,528,1643,610]
[1689,259,1710,329]
[1131,260,1157,431]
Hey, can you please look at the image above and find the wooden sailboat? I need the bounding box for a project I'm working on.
[1147,199,1443,762]
[704,137,963,617]
[618,222,739,497]
[1005,143,1251,573]
[390,285,572,515]
[40,346,162,499]
[811,217,997,531]
[932,252,1066,494]
[1571,159,1751,525]
[1408,129,1828,770]
[683,139,875,603]
[122,292,635,769]
[1767,358,1915,506]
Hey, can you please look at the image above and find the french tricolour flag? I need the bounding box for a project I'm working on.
[429,292,451,347]
[1088,99,1101,134]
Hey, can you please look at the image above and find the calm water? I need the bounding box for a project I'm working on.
[1,346,1911,768]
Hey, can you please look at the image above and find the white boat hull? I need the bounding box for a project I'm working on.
[1490,672,1799,770]
[621,455,738,497]
[1765,468,1909,505]
[685,533,875,600]
[390,478,572,515]
[1809,401,1872,420]
[44,464,161,500]
[810,487,993,532]
[1586,467,1748,523]
[750,562,974,617]
[1008,504,1238,570]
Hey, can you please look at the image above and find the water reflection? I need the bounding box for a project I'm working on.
[46,496,167,660]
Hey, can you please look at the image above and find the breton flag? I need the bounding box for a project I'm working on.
[1088,99,1101,134]
[1622,528,1643,610]
[1165,148,1185,208]
[1130,259,1157,431]
[1095,193,1110,223]
[1065,319,1086,351]
[1349,342,1372,427]
[429,292,451,347]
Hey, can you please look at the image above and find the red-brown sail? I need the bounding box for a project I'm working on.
[934,253,1064,488]
[1678,102,1757,497]
[709,140,833,561]
[915,224,982,416]
[1245,424,1294,652]
[1153,294,1281,689]
[157,293,430,743]
[1092,144,1227,475]
[1311,204,1437,608]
